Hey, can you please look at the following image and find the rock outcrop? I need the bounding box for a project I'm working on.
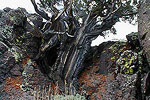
[0,8,45,99]
[79,32,148,100]
[138,0,150,66]
[0,7,150,100]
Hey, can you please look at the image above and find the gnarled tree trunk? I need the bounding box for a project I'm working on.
[30,0,138,93]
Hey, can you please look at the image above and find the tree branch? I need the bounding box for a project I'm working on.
[31,0,50,20]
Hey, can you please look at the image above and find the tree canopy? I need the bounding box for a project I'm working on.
[32,0,138,34]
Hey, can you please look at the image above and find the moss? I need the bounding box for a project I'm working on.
[9,47,23,62]
[146,4,150,9]
[16,39,19,43]
[109,42,126,54]
[142,25,149,35]
[0,25,13,39]
[109,42,119,51]
[116,50,138,75]
[41,38,45,43]
[111,56,116,60]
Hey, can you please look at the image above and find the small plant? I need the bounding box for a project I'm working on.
[33,85,86,100]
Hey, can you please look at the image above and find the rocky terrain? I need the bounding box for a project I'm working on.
[0,5,150,100]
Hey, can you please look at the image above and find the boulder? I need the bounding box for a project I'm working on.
[138,0,150,65]
[126,32,141,51]
[79,36,144,99]
[116,50,138,74]
[94,41,129,75]
[0,8,43,84]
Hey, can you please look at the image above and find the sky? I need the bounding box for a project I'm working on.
[0,0,137,46]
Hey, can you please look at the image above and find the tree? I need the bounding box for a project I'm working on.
[30,0,138,93]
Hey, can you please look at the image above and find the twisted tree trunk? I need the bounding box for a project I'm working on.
[30,0,137,93]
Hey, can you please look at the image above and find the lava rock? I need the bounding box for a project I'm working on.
[138,0,150,66]
[97,41,129,74]
[10,64,23,76]
[0,8,43,83]
[116,50,138,75]
[126,32,141,51]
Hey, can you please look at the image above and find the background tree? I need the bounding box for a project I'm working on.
[30,0,138,93]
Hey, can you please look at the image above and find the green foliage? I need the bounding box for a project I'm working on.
[52,94,86,100]
[37,0,138,34]
[0,25,13,40]
[38,0,138,21]
[9,47,23,62]
[116,50,138,75]
[119,0,138,24]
